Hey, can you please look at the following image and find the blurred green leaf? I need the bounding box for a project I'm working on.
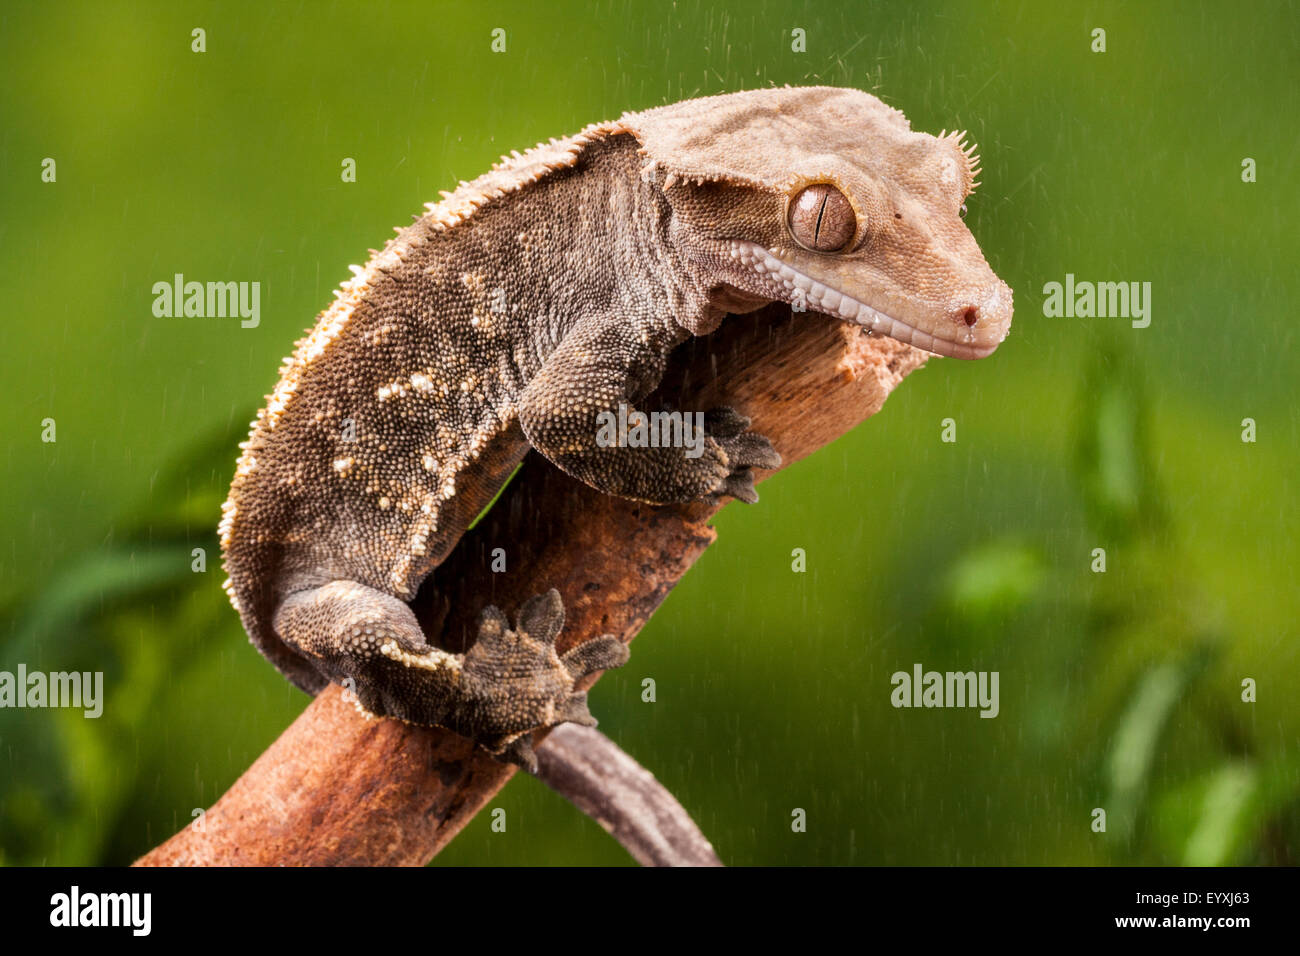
[942,539,1045,623]
[1104,658,1189,846]
[1074,348,1167,545]
[1153,757,1300,866]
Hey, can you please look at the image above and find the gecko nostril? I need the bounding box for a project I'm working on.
[962,307,978,327]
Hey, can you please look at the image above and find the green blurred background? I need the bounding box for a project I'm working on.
[1,0,1296,865]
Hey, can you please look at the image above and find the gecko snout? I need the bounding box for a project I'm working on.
[945,280,1014,357]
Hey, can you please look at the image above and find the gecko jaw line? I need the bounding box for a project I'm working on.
[727,239,995,360]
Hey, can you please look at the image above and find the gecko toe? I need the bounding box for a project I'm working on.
[557,691,599,727]
[516,588,565,646]
[704,405,751,438]
[708,426,780,504]
[723,469,759,503]
[561,634,630,678]
[498,734,539,773]
[720,432,781,471]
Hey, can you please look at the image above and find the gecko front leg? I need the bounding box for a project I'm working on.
[519,315,782,505]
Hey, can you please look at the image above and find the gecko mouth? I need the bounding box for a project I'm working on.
[726,240,1003,360]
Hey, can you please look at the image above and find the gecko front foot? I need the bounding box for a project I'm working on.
[703,406,782,504]
[460,589,629,771]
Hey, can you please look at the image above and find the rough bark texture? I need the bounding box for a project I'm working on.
[135,306,927,867]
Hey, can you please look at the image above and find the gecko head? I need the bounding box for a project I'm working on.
[622,86,1013,358]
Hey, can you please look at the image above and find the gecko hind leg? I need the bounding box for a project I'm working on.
[272,582,628,770]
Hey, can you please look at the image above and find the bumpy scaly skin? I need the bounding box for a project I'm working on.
[219,87,1013,770]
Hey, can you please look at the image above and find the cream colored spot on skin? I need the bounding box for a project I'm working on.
[217,502,237,542]
[378,640,463,674]
[378,496,391,510]
[378,381,411,403]
[422,454,438,472]
[223,124,620,620]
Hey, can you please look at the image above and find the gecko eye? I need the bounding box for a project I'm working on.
[787,184,857,252]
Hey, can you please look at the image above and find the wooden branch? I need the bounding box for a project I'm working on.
[135,307,927,867]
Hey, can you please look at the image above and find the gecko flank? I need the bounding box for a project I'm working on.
[219,86,1013,770]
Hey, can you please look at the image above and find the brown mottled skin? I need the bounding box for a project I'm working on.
[220,87,1013,770]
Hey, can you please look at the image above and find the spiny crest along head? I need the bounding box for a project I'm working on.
[620,86,1011,359]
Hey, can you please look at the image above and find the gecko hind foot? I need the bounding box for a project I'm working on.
[464,589,628,769]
